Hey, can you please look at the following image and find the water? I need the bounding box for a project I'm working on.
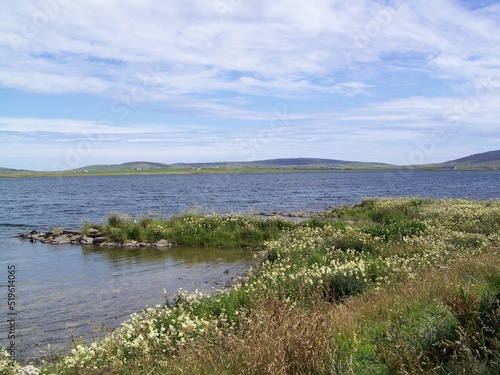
[0,170,498,363]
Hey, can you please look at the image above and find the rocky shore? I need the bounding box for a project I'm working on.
[19,227,174,248]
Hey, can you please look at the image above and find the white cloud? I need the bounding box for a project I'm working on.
[3,0,499,99]
[0,0,499,168]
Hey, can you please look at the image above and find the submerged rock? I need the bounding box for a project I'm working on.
[156,239,172,247]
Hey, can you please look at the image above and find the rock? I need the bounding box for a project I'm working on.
[93,237,106,244]
[81,236,94,245]
[64,229,82,235]
[21,227,175,250]
[86,228,105,237]
[51,234,71,245]
[70,235,83,242]
[123,240,139,247]
[156,239,171,247]
[48,227,65,236]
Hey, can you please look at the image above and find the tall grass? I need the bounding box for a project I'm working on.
[90,212,296,248]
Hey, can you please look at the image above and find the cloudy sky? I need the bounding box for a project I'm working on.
[1,0,499,170]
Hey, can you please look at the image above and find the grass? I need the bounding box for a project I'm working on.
[85,211,296,248]
[2,198,499,374]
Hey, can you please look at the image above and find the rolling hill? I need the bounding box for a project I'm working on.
[70,158,393,172]
[1,150,498,176]
[440,150,500,167]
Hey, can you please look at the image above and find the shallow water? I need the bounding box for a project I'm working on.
[2,237,252,362]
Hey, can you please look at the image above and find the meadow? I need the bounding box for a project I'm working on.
[1,198,499,374]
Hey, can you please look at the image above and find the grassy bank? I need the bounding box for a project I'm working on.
[85,212,298,248]
[2,198,499,374]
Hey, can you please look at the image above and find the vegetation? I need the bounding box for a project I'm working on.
[86,212,296,248]
[2,198,499,374]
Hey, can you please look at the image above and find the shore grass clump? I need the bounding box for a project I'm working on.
[374,304,459,373]
[165,214,295,247]
[95,212,296,248]
[374,281,500,374]
[440,285,500,366]
[13,198,500,374]
[363,218,427,242]
[107,211,131,228]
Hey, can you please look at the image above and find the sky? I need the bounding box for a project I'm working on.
[1,0,499,171]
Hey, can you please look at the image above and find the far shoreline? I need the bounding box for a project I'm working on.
[1,165,497,178]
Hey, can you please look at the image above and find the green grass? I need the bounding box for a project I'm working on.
[85,211,297,248]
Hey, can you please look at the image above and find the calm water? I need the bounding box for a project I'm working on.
[0,170,498,362]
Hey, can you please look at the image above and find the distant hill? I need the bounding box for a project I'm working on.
[442,150,500,166]
[121,161,169,168]
[1,151,499,175]
[164,158,391,169]
[70,162,169,171]
[68,152,499,172]
[0,167,34,173]
[52,158,392,173]
[241,158,391,167]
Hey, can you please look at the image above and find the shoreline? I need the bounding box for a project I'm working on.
[2,166,498,178]
[17,212,334,249]
[19,227,175,248]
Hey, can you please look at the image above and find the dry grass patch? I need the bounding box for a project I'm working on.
[156,298,344,375]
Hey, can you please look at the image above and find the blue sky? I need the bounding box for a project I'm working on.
[1,0,499,170]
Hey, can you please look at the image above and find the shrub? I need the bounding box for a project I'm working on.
[440,286,500,369]
[138,217,154,229]
[329,227,378,252]
[107,227,128,243]
[107,211,131,228]
[363,219,427,241]
[324,273,368,302]
[375,306,458,374]
[125,223,146,242]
